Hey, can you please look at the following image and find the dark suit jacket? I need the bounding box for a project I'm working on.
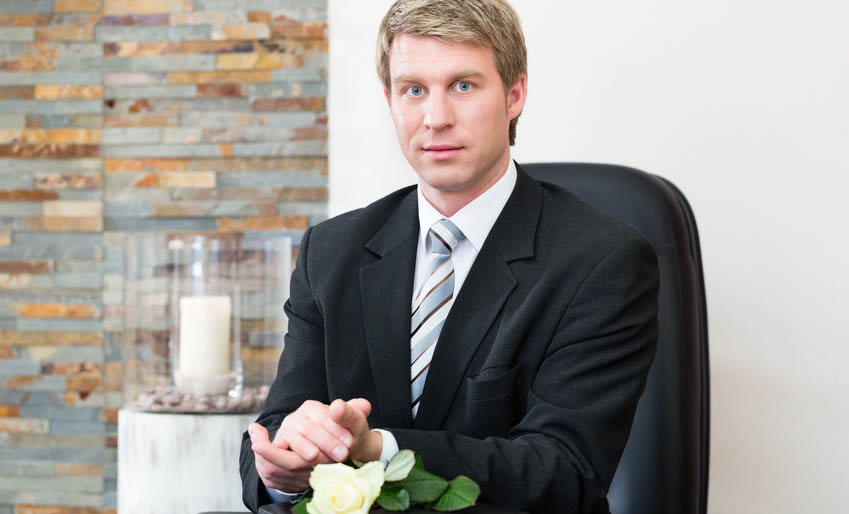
[240,165,659,514]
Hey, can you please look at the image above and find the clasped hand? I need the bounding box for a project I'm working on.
[248,398,382,492]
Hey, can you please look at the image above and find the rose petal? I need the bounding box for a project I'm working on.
[357,461,385,495]
[309,462,358,491]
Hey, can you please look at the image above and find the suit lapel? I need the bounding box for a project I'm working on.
[360,189,418,429]
[414,167,543,430]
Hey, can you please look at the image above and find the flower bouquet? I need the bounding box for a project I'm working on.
[292,450,480,514]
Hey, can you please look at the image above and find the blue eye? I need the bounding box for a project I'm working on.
[408,86,424,96]
[456,81,472,92]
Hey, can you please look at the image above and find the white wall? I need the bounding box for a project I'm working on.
[328,1,849,513]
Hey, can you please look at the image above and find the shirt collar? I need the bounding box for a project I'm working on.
[417,158,518,252]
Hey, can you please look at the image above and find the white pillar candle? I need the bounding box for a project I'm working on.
[178,295,231,380]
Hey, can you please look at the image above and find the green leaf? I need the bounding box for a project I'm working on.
[431,475,481,511]
[291,499,309,514]
[384,450,416,481]
[376,484,410,511]
[396,465,449,504]
[414,455,425,469]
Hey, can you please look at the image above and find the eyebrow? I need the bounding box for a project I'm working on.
[392,70,485,86]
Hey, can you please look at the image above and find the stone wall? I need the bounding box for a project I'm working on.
[0,1,327,512]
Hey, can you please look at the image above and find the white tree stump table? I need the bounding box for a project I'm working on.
[118,408,257,514]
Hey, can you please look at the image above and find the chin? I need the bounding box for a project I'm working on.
[417,168,465,189]
[422,178,473,194]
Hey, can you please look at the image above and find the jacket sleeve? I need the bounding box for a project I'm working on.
[239,227,330,513]
[389,235,660,514]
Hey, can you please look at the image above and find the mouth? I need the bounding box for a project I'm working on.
[422,145,464,160]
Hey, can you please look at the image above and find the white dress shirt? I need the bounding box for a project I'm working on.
[412,158,517,301]
[266,159,517,502]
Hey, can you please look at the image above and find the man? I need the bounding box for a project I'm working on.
[240,1,659,513]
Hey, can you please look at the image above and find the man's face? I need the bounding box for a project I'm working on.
[385,34,526,205]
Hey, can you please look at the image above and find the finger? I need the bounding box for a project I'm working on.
[254,450,310,491]
[284,422,349,462]
[248,423,270,444]
[299,399,331,419]
[348,398,372,417]
[281,426,320,461]
[329,398,368,430]
[270,428,290,450]
[289,400,348,445]
[288,401,354,453]
[253,436,313,471]
[306,410,354,448]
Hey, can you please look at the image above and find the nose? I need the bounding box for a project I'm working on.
[423,90,454,131]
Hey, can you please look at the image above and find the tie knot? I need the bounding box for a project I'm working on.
[428,219,464,255]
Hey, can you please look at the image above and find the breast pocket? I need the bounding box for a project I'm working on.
[463,365,520,438]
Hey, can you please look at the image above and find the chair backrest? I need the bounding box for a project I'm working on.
[523,163,709,514]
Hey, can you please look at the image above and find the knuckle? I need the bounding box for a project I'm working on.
[286,407,305,420]
[329,420,350,437]
[295,440,316,455]
[287,429,305,444]
[301,419,321,436]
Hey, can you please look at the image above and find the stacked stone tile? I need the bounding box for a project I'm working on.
[0,0,327,512]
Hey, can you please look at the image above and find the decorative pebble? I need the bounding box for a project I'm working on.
[130,386,268,413]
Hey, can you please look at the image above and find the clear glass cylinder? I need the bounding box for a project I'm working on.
[123,232,291,413]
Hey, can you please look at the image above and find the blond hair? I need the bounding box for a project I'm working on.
[377,0,527,145]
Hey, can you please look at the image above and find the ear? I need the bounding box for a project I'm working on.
[384,88,391,106]
[506,73,527,121]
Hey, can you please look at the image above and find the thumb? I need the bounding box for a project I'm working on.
[248,423,269,444]
[347,398,372,417]
[329,398,368,427]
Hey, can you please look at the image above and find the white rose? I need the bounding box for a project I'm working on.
[307,461,385,514]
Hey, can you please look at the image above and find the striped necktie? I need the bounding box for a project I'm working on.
[410,218,465,417]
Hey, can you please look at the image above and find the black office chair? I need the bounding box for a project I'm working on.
[523,162,709,514]
[206,163,709,514]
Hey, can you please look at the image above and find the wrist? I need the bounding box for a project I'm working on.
[353,429,383,462]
